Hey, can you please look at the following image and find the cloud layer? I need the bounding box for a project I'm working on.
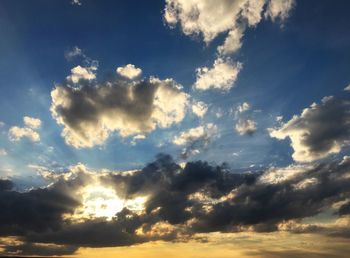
[1,154,350,255]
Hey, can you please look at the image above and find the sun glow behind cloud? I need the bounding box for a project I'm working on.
[71,184,148,221]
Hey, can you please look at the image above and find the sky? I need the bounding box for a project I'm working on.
[0,0,350,257]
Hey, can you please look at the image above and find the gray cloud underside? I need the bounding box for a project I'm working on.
[1,154,350,255]
[269,97,350,162]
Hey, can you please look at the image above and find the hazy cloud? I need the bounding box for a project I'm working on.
[173,123,217,158]
[64,46,83,60]
[0,149,7,156]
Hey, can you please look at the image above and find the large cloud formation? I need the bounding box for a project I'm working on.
[1,154,350,256]
[269,96,350,162]
[51,76,188,148]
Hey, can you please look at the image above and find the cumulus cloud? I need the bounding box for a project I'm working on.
[164,0,295,91]
[66,65,97,83]
[344,84,350,91]
[194,58,242,91]
[265,0,295,21]
[173,123,217,158]
[191,101,208,118]
[269,96,350,162]
[235,119,257,135]
[23,116,41,129]
[51,76,188,148]
[116,64,142,80]
[8,127,40,142]
[1,154,350,255]
[164,0,295,44]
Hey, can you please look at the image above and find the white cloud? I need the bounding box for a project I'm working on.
[235,119,257,135]
[269,96,350,162]
[66,65,97,83]
[217,26,244,56]
[23,116,41,129]
[51,76,188,148]
[9,126,40,142]
[194,58,242,91]
[344,84,350,91]
[265,0,295,21]
[116,64,142,80]
[237,102,251,113]
[173,123,217,158]
[71,0,82,6]
[164,0,245,43]
[241,0,266,26]
[192,101,208,118]
[164,0,294,46]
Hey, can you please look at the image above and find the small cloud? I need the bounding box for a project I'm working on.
[66,65,97,83]
[65,46,83,60]
[23,116,41,129]
[275,115,283,122]
[194,58,242,91]
[0,148,7,156]
[131,134,146,145]
[173,123,217,159]
[237,102,250,113]
[9,126,40,142]
[235,119,257,136]
[192,101,208,118]
[116,64,142,80]
[71,0,82,6]
[344,84,350,91]
[265,0,296,22]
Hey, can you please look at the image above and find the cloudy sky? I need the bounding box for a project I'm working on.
[0,0,350,257]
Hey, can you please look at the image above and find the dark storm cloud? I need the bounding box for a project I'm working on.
[338,201,350,216]
[0,179,13,191]
[0,181,80,236]
[1,155,350,256]
[269,96,350,162]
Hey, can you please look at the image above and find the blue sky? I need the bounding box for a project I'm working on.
[0,0,350,185]
[2,1,350,257]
